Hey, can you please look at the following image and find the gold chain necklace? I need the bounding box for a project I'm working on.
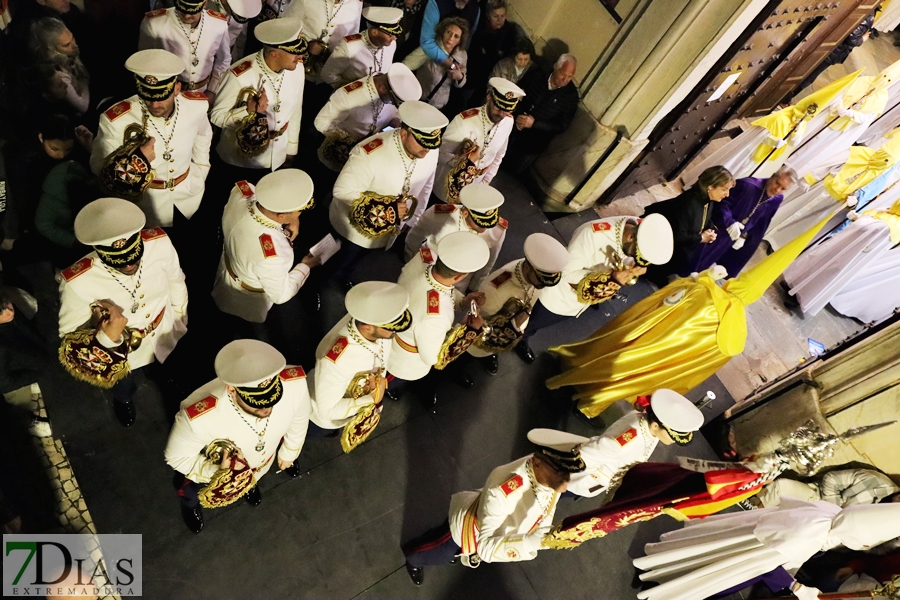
[392,130,417,196]
[424,264,455,301]
[346,321,385,375]
[514,261,534,308]
[525,458,557,531]
[102,262,143,314]
[478,110,498,169]
[228,391,269,453]
[141,100,180,163]
[176,11,205,68]
[365,76,384,135]
[364,30,384,74]
[320,0,349,40]
[256,53,285,112]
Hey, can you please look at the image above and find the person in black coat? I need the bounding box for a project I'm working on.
[504,53,579,175]
[463,0,523,108]
[642,165,735,287]
[0,289,49,396]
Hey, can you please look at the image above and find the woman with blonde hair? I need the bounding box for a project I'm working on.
[402,16,469,110]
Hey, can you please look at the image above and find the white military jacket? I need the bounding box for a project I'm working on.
[164,368,311,483]
[210,51,305,171]
[538,216,630,317]
[205,0,247,54]
[211,181,311,323]
[58,228,189,371]
[566,411,659,498]
[138,8,232,92]
[449,456,559,564]
[434,106,513,202]
[468,259,541,358]
[320,31,397,88]
[388,248,461,381]
[90,93,212,227]
[331,128,437,249]
[310,314,392,429]
[403,203,506,292]
[314,75,400,171]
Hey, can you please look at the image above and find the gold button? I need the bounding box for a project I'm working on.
[151,332,156,337]
[141,303,146,307]
[145,313,151,318]
[140,294,144,299]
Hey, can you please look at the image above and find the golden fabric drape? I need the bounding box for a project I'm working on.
[750,70,862,163]
[547,213,839,418]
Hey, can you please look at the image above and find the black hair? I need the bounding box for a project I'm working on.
[38,113,75,141]
[513,38,535,59]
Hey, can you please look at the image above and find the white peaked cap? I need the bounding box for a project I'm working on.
[527,428,589,451]
[74,198,146,246]
[459,183,504,212]
[399,100,449,131]
[386,63,422,103]
[436,231,490,273]
[227,0,262,19]
[255,169,314,212]
[362,6,403,25]
[829,503,900,550]
[488,77,526,99]
[215,339,286,386]
[524,233,569,274]
[636,213,674,265]
[255,18,305,45]
[125,49,185,79]
[650,389,704,432]
[345,281,410,325]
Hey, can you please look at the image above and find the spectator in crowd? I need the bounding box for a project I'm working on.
[35,157,97,268]
[404,16,469,110]
[419,0,479,62]
[27,17,91,116]
[464,0,522,108]
[0,289,48,398]
[381,0,428,61]
[505,53,579,174]
[490,37,534,85]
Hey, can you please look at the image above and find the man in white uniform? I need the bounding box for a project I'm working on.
[283,0,363,83]
[530,389,703,499]
[388,231,489,400]
[434,77,525,203]
[516,214,673,364]
[314,62,421,172]
[58,199,188,427]
[90,50,212,228]
[329,100,447,286]
[210,18,307,177]
[320,6,402,89]
[402,440,587,585]
[164,339,311,533]
[404,183,506,292]
[310,281,411,437]
[212,170,320,328]
[206,0,261,57]
[467,232,569,375]
[138,0,232,98]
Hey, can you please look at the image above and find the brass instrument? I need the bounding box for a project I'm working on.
[475,297,529,353]
[197,438,255,508]
[100,111,155,199]
[234,85,271,156]
[445,138,484,204]
[349,191,418,239]
[341,370,386,453]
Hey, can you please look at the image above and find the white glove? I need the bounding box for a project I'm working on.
[765,134,786,149]
[732,238,745,250]
[793,583,822,600]
[726,222,744,241]
[844,195,858,209]
[847,209,860,221]
[708,264,728,281]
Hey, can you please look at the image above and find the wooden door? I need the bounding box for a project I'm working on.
[602,0,870,203]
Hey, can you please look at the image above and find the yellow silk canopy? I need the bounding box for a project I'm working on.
[546,213,838,418]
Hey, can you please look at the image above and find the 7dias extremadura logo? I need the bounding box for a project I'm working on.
[3,534,142,597]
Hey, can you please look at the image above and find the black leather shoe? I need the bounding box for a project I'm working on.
[455,373,474,389]
[113,401,136,427]
[484,354,499,375]
[285,461,301,478]
[515,340,535,364]
[180,504,203,534]
[244,486,262,507]
[405,563,424,586]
